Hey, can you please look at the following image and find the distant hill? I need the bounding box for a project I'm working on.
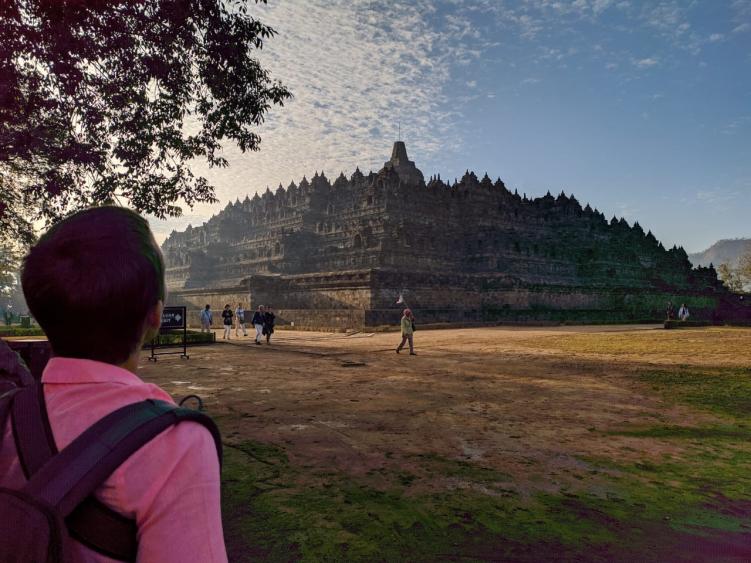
[689,238,751,267]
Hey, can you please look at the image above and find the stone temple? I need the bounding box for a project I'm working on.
[163,142,726,329]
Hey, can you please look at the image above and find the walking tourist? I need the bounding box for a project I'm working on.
[200,304,213,333]
[678,303,690,321]
[222,304,233,339]
[396,308,416,355]
[666,301,675,320]
[251,305,265,345]
[235,303,247,337]
[0,206,226,561]
[263,306,276,344]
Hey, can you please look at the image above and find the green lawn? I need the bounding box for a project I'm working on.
[218,365,751,561]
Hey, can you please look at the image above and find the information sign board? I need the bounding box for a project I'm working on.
[161,306,186,330]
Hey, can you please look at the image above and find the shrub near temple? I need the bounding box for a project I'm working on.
[144,330,216,348]
[0,327,45,337]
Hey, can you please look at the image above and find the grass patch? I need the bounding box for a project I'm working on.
[221,442,623,560]
[524,327,751,363]
[577,447,751,534]
[639,367,751,418]
[570,366,751,539]
[609,424,751,441]
[219,361,751,560]
[218,359,751,560]
[410,452,513,484]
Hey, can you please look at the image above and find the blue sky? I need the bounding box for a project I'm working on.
[154,0,751,254]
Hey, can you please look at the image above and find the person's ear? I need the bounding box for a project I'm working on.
[140,300,163,345]
[148,300,164,330]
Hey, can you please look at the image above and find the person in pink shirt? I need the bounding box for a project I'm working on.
[0,206,228,562]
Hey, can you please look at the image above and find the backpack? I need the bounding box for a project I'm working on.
[0,340,35,394]
[0,381,222,562]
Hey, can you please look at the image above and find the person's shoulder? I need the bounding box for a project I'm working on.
[125,413,218,474]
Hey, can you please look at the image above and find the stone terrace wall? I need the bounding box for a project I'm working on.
[274,309,365,331]
[167,268,722,330]
[245,270,373,310]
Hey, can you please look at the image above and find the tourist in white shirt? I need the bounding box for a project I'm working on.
[200,304,213,333]
[235,303,247,337]
[678,303,690,321]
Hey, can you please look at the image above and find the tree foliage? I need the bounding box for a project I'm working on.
[717,261,748,293]
[0,0,291,245]
[0,242,21,299]
[738,250,751,284]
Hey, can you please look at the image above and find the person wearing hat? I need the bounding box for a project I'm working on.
[396,308,416,355]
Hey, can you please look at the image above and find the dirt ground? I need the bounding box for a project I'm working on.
[138,325,751,561]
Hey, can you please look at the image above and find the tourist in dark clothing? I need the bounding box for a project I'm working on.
[666,301,675,320]
[251,306,265,345]
[221,304,233,340]
[263,308,276,344]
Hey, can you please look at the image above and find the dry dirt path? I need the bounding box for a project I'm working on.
[138,325,751,561]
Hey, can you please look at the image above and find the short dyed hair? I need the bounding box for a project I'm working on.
[22,206,165,364]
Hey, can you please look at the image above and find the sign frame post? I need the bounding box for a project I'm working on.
[148,306,189,362]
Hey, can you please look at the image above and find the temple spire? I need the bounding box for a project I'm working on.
[380,141,424,186]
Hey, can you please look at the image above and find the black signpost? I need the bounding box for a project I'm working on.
[148,306,189,362]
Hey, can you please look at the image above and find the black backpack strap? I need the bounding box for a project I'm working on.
[10,384,140,560]
[11,384,56,477]
[24,399,222,517]
[13,393,221,561]
[66,494,139,560]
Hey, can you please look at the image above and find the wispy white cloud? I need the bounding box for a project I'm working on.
[147,0,751,247]
[152,0,471,242]
[693,188,742,206]
[638,2,703,54]
[722,115,751,135]
[634,57,659,68]
[731,0,751,33]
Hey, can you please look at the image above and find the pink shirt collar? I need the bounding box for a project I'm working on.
[42,357,144,386]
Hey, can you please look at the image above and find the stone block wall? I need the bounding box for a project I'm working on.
[167,268,725,331]
[246,271,373,310]
[273,309,366,331]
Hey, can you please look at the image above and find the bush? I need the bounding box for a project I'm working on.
[0,327,46,337]
[144,330,216,348]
